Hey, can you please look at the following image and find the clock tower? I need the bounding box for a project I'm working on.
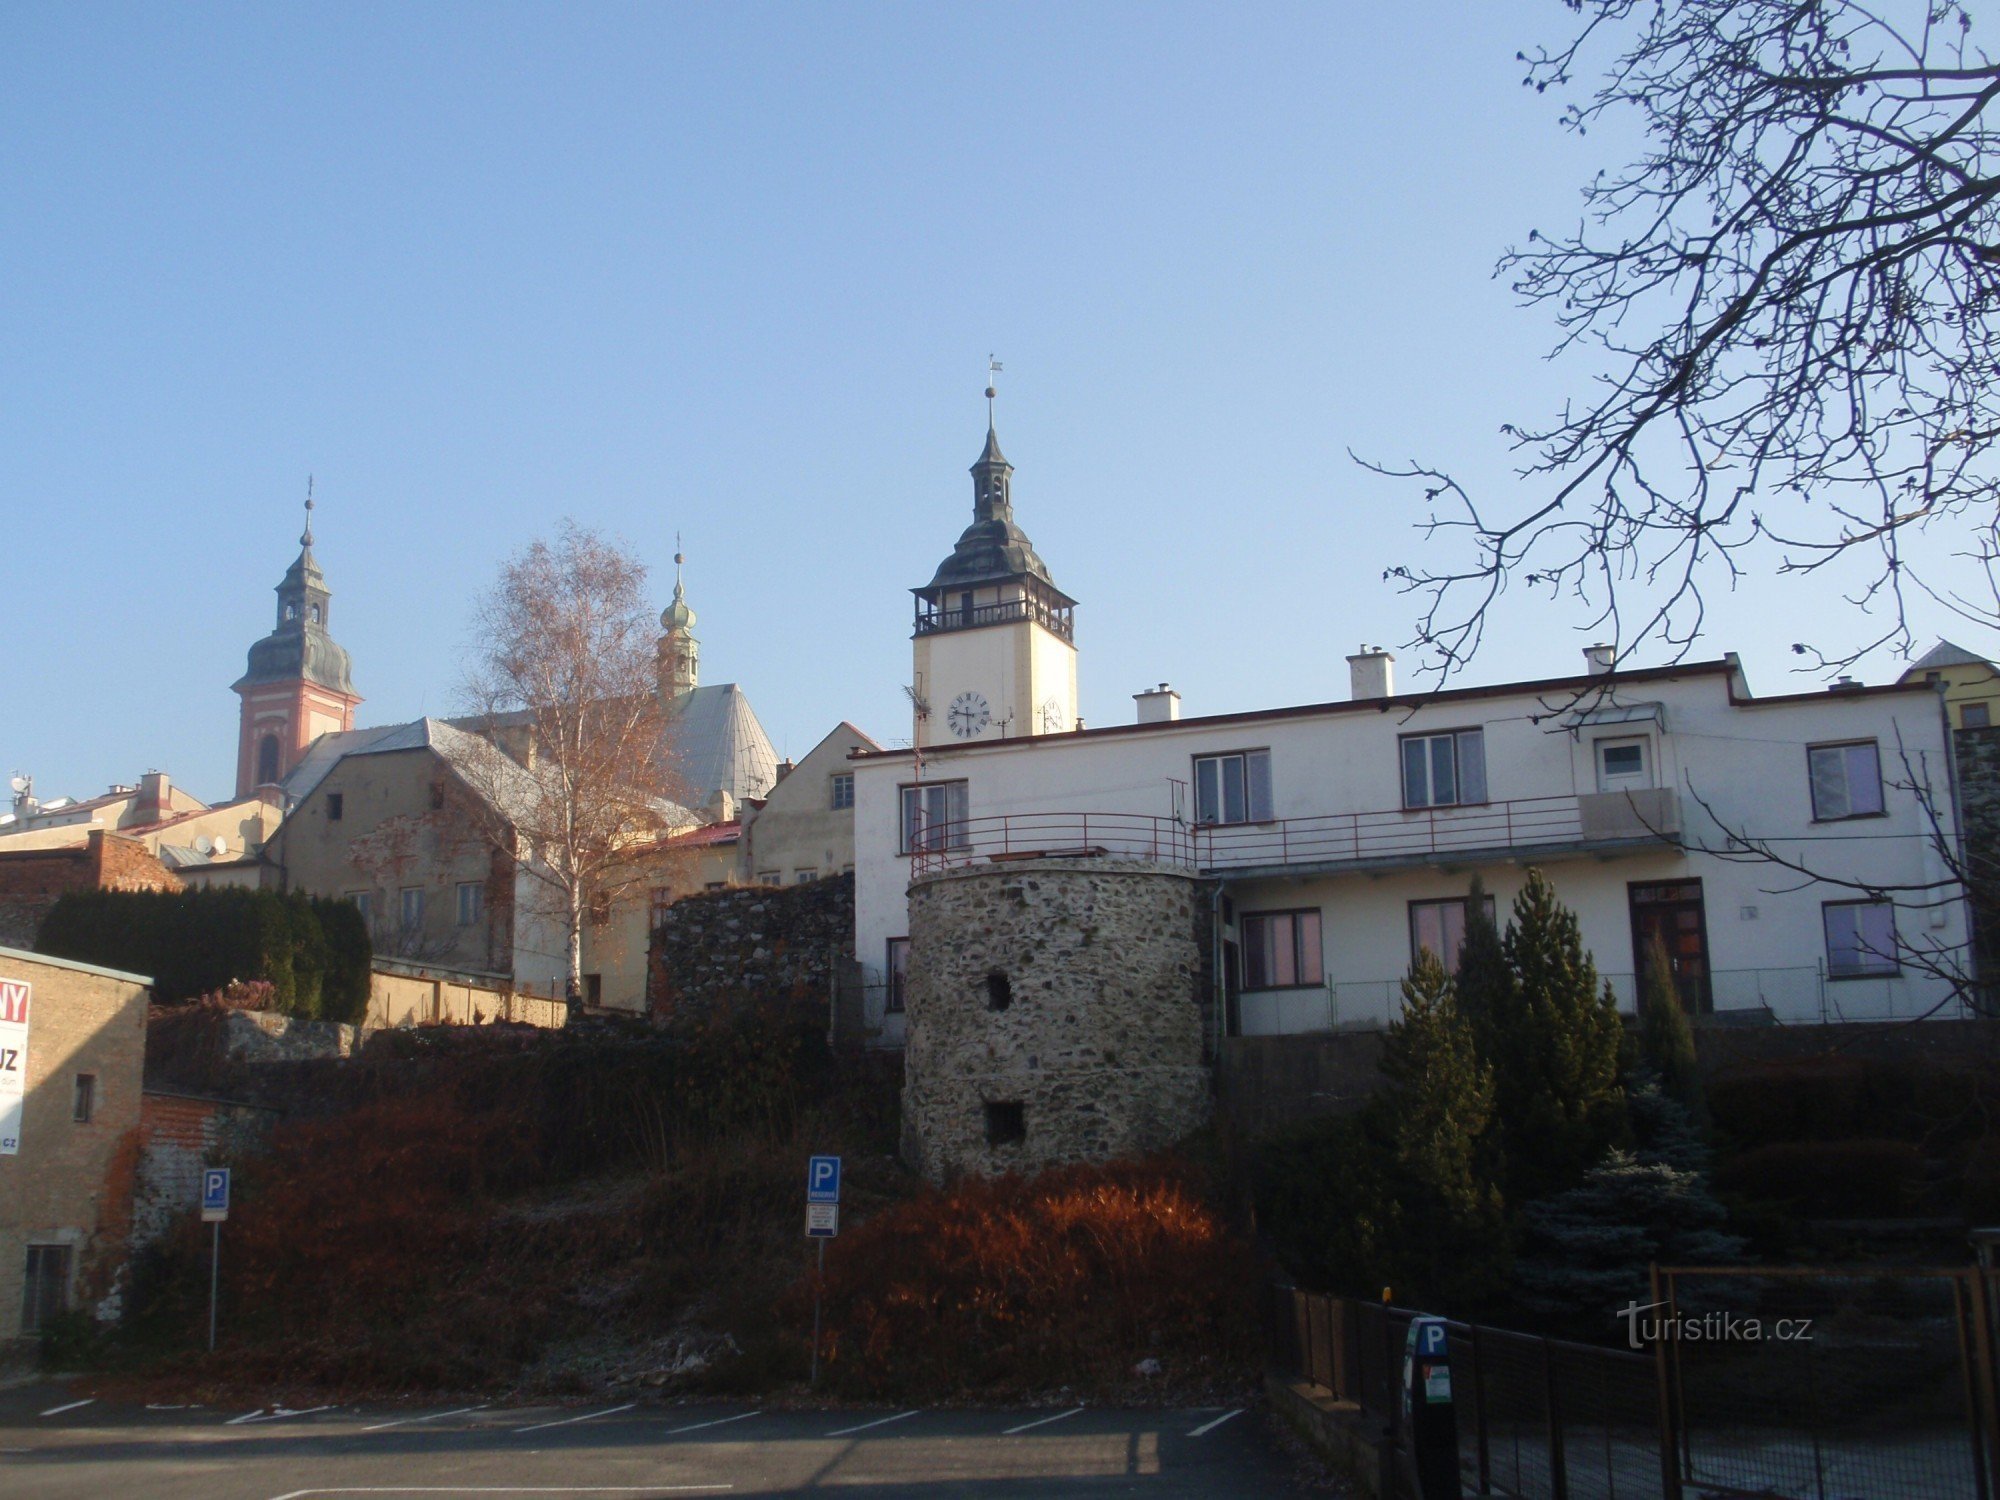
[911,397,1078,748]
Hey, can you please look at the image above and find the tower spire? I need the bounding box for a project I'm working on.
[301,475,316,549]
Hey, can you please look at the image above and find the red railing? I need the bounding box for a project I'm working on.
[906,812,1195,877]
[906,792,1677,880]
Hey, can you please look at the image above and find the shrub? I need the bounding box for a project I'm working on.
[36,888,371,1019]
[1714,1139,1925,1218]
[812,1159,1255,1397]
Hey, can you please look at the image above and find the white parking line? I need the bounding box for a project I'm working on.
[663,1410,761,1435]
[1188,1407,1245,1437]
[266,1488,731,1499]
[39,1398,94,1417]
[826,1409,920,1437]
[361,1403,491,1432]
[1002,1406,1084,1435]
[228,1409,272,1425]
[513,1402,638,1434]
[265,1488,730,1498]
[236,1405,334,1426]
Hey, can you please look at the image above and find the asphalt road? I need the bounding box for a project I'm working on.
[0,1383,1305,1498]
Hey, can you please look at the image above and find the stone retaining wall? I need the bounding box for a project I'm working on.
[901,858,1210,1182]
[649,872,854,1021]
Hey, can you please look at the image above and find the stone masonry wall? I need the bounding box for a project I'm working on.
[901,859,1211,1182]
[133,1091,276,1250]
[649,872,854,1021]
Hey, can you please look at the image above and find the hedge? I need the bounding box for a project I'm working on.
[36,888,371,1024]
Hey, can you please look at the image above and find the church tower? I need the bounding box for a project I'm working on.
[656,546,699,703]
[232,493,361,798]
[911,388,1078,747]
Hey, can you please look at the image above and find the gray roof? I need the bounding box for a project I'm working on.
[665,683,778,804]
[1906,639,1997,675]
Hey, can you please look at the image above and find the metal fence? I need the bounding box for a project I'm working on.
[1267,1286,1668,1499]
[1268,1271,2000,1499]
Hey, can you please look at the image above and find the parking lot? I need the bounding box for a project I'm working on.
[0,1383,1301,1498]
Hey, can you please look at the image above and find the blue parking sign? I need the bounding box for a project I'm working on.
[201,1167,230,1221]
[806,1155,841,1204]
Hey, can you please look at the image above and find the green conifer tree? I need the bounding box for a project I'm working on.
[1636,933,1704,1120]
[1452,872,1512,1063]
[1377,949,1507,1307]
[1490,869,1627,1201]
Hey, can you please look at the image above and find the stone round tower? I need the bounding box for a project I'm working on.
[900,857,1210,1182]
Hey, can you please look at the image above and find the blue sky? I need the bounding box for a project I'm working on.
[0,3,1967,805]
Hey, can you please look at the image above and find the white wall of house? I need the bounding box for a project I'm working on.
[852,658,1966,1045]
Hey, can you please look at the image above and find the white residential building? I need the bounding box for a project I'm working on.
[851,415,1971,1047]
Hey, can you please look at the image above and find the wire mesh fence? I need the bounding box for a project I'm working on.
[1267,1270,2000,1499]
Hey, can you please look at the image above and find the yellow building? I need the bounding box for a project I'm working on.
[1901,640,2000,729]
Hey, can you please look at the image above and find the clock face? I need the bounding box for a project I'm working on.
[1039,697,1067,733]
[947,690,992,739]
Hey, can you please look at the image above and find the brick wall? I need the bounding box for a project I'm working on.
[0,832,181,949]
[133,1091,275,1250]
[0,949,150,1341]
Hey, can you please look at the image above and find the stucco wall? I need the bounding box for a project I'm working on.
[0,948,150,1341]
[900,859,1210,1182]
[368,964,565,1029]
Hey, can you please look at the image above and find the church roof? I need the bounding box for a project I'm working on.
[919,420,1071,600]
[665,683,778,805]
[236,502,357,698]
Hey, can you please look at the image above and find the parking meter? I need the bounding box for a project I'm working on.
[1401,1315,1462,1500]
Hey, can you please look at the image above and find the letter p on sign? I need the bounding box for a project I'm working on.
[807,1155,841,1204]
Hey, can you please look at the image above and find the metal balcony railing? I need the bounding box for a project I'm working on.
[905,790,1681,881]
[912,596,1076,641]
[906,812,1194,878]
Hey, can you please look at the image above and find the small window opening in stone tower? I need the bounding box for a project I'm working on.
[984,1100,1026,1146]
[985,972,1013,1011]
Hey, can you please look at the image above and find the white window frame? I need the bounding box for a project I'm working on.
[899,780,970,854]
[830,773,855,810]
[1823,900,1899,977]
[455,881,483,927]
[1594,736,1651,793]
[1401,729,1488,809]
[1193,750,1273,826]
[1808,741,1885,821]
[399,886,424,932]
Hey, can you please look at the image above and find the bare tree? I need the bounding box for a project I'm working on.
[459,522,688,1013]
[1377,1,2000,681]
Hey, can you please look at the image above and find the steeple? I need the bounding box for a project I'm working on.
[232,482,362,797]
[657,540,700,702]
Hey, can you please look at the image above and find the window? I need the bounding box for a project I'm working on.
[650,886,675,928]
[1595,737,1649,792]
[399,886,424,931]
[309,603,321,624]
[21,1245,71,1335]
[794,870,818,884]
[1242,909,1324,989]
[455,882,483,927]
[985,972,1013,1011]
[1401,730,1487,809]
[984,1100,1026,1147]
[900,780,970,854]
[256,734,280,786]
[326,792,344,822]
[1194,750,1273,825]
[1808,741,1884,820]
[583,974,602,1006]
[757,870,782,886]
[348,890,371,924]
[72,1074,95,1123]
[703,881,727,893]
[1824,901,1899,977]
[1409,896,1497,967]
[1965,703,1992,729]
[429,785,446,811]
[830,773,855,810]
[885,937,909,1015]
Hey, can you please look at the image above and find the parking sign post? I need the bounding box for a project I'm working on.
[201,1168,230,1352]
[805,1156,841,1388]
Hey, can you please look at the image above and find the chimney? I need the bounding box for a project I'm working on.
[1134,684,1181,724]
[1584,644,1617,676]
[1347,647,1395,700]
[138,770,170,823]
[1831,675,1864,693]
[772,758,795,785]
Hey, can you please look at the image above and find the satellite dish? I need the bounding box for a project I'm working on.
[7,775,25,794]
[194,835,214,856]
[211,836,229,858]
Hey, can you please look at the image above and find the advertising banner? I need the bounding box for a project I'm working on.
[0,977,29,1156]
